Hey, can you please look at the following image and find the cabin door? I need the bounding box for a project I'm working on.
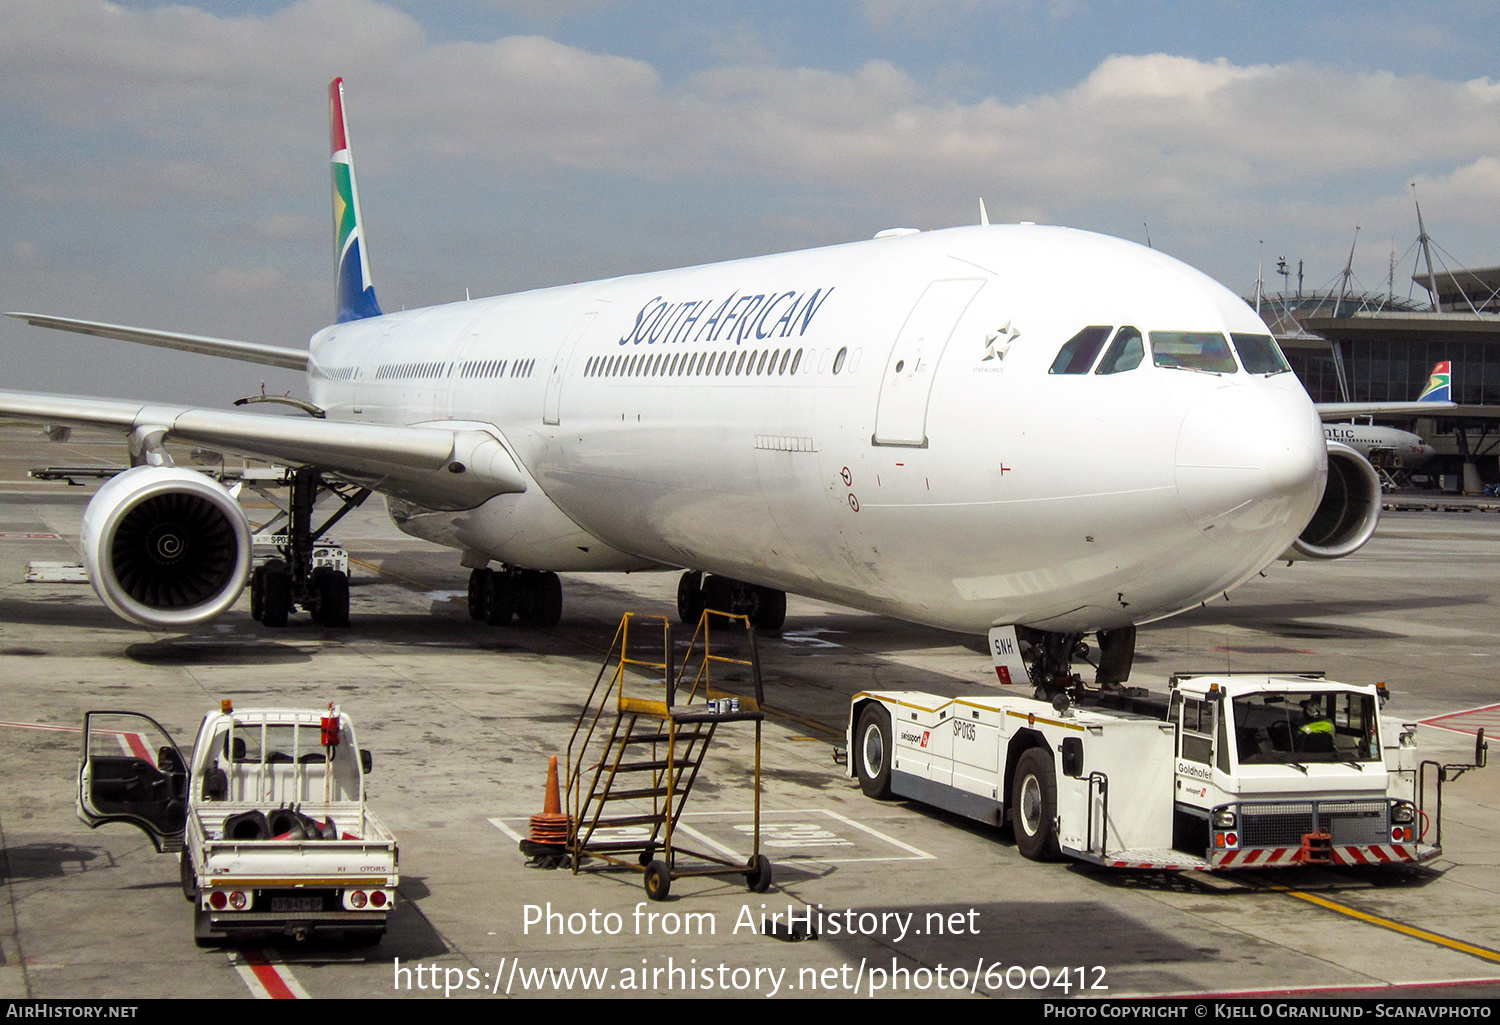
[872,279,985,447]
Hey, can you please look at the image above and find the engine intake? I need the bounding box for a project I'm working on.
[1290,441,1381,560]
[81,466,252,626]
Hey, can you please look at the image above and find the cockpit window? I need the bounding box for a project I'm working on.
[1095,326,1144,375]
[1231,333,1291,375]
[1049,326,1112,375]
[1150,331,1238,374]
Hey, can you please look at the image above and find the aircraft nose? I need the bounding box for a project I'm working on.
[1175,386,1325,531]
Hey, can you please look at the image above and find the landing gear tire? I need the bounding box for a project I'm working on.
[531,571,563,628]
[750,587,786,633]
[311,567,350,627]
[644,860,671,901]
[249,564,265,622]
[677,571,705,625]
[260,560,291,628]
[483,571,514,626]
[745,854,773,893]
[1012,747,1060,861]
[855,704,895,799]
[467,568,489,621]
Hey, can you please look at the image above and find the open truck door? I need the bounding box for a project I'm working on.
[78,711,189,853]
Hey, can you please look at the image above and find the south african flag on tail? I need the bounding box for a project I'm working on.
[1418,361,1451,403]
[329,78,382,324]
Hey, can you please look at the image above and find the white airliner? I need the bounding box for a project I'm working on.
[1321,361,1449,470]
[0,80,1389,690]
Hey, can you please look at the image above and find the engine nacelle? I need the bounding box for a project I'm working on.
[81,465,252,626]
[1288,441,1382,560]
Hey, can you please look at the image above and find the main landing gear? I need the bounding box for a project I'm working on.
[676,571,786,632]
[466,567,564,628]
[249,467,369,629]
[1022,625,1137,704]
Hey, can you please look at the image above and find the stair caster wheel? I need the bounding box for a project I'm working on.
[637,846,657,867]
[644,860,671,902]
[745,854,773,893]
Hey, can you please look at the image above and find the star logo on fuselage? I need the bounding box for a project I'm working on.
[983,321,1019,362]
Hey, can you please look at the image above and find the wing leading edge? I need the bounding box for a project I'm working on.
[5,313,310,372]
[0,390,526,511]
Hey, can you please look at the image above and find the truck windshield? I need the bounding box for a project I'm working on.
[1231,691,1380,764]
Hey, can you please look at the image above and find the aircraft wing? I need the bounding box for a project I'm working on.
[1316,401,1456,420]
[6,312,310,372]
[0,390,526,511]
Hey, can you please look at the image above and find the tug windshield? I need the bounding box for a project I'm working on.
[1231,691,1381,765]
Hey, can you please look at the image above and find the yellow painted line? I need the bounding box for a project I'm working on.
[1267,883,1500,963]
[346,556,446,591]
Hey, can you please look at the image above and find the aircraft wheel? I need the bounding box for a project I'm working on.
[467,568,489,620]
[249,564,265,622]
[751,587,786,633]
[484,571,514,626]
[745,854,773,893]
[644,860,671,902]
[676,571,704,625]
[312,568,350,628]
[1012,747,1061,861]
[260,561,291,628]
[532,572,563,627]
[855,704,894,799]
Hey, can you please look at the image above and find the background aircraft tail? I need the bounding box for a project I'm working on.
[1418,361,1451,403]
[329,78,382,324]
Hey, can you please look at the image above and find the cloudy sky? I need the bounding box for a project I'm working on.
[3,0,1499,406]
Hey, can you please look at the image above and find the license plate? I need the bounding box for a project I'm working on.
[269,896,323,913]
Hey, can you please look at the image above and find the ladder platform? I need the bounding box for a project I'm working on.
[667,706,763,723]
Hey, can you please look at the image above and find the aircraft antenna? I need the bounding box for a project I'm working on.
[1143,222,1153,248]
[979,198,991,227]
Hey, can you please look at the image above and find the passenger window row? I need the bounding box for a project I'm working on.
[583,345,854,381]
[1048,326,1289,377]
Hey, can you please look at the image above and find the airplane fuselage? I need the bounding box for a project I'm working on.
[306,224,1327,635]
[1322,422,1436,469]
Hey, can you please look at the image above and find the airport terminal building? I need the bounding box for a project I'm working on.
[1251,266,1500,486]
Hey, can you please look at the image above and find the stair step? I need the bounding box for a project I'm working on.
[590,814,667,828]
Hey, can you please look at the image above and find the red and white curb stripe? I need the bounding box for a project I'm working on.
[233,950,310,999]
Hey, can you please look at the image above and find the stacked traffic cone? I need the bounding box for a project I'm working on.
[520,756,572,867]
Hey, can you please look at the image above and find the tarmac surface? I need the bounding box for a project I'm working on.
[1,425,1498,1001]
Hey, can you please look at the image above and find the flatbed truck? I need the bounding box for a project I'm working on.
[78,702,398,944]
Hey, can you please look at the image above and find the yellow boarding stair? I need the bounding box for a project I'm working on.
[565,610,770,900]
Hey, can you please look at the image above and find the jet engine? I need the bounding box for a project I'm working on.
[1289,441,1382,560]
[81,465,252,626]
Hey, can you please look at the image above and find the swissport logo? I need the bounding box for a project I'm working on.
[900,729,931,748]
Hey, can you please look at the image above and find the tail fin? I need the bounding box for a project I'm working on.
[329,78,382,323]
[1418,361,1451,403]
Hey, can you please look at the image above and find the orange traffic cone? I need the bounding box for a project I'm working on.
[527,755,571,846]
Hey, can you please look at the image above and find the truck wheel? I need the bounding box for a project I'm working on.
[855,705,894,799]
[180,852,196,902]
[312,568,350,628]
[644,860,671,901]
[193,908,219,948]
[1012,747,1060,861]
